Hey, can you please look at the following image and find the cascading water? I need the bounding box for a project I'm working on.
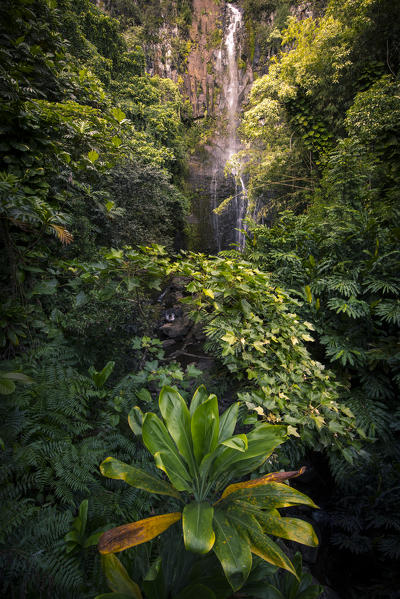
[211,2,247,251]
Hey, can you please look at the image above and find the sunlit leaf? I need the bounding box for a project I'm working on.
[98,513,181,554]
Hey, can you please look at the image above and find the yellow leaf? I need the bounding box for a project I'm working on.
[50,224,73,245]
[202,288,214,299]
[98,512,182,554]
[219,468,306,500]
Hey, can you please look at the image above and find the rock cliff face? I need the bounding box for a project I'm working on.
[142,1,314,252]
[183,0,253,252]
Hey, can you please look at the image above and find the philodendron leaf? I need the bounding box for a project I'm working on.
[191,395,219,464]
[257,513,319,548]
[190,385,209,415]
[100,457,180,499]
[101,554,142,598]
[98,513,181,554]
[158,386,197,475]
[220,468,306,501]
[90,361,115,388]
[213,509,252,591]
[218,402,239,442]
[183,501,215,554]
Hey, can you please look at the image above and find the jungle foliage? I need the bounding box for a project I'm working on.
[1,0,399,598]
[239,0,400,595]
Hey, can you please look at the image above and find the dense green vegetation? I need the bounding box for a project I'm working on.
[1,0,399,598]
[239,0,400,595]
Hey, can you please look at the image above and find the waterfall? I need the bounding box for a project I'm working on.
[225,3,241,148]
[224,2,247,251]
[210,168,221,252]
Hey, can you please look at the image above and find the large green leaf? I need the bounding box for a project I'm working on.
[257,513,319,547]
[159,386,196,475]
[220,434,248,452]
[224,482,318,509]
[154,451,192,492]
[128,406,144,436]
[212,509,252,591]
[100,457,180,499]
[99,513,181,554]
[211,424,286,479]
[191,396,219,464]
[142,411,190,483]
[182,501,215,554]
[218,403,239,442]
[190,385,209,415]
[245,523,297,578]
[101,554,142,598]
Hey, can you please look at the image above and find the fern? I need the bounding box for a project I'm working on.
[0,339,158,598]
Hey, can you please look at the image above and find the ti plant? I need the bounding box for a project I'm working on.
[98,386,319,593]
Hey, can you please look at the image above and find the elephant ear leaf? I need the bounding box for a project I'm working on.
[100,457,180,499]
[98,513,182,554]
[101,553,142,598]
[183,501,215,554]
[159,386,196,475]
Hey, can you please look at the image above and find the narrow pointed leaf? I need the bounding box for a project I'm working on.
[248,528,297,578]
[100,457,180,499]
[224,482,318,509]
[199,447,222,478]
[154,451,191,492]
[220,434,248,452]
[211,424,286,479]
[98,513,181,554]
[191,396,219,464]
[101,554,142,598]
[142,412,191,482]
[257,513,319,547]
[218,403,239,442]
[212,510,252,591]
[78,499,88,534]
[183,501,215,554]
[159,386,196,474]
[190,385,209,415]
[220,468,306,500]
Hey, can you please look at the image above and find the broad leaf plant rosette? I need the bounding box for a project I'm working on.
[98,386,319,592]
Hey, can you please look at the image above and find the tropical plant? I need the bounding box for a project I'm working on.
[98,385,319,592]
